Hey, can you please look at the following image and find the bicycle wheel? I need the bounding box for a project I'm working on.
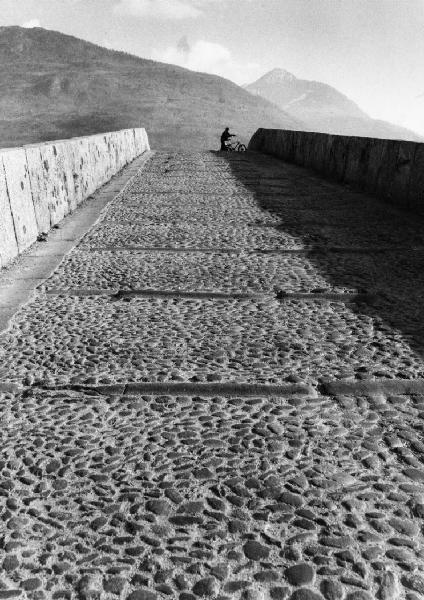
[237,144,247,152]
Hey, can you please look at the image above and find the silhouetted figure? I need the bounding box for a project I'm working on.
[220,127,235,151]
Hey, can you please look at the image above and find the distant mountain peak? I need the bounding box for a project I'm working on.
[245,67,422,141]
[262,68,297,83]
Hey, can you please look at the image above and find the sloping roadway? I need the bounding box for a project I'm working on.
[1,151,424,600]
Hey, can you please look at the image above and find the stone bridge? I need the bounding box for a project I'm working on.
[1,129,424,600]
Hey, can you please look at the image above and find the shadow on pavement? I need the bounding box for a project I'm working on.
[221,150,424,377]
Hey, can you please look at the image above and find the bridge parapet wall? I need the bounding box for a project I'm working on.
[0,128,149,269]
[249,128,424,212]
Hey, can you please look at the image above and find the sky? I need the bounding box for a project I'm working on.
[1,0,424,134]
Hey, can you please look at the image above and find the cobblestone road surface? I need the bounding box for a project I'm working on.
[1,151,424,600]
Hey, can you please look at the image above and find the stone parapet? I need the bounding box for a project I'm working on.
[0,128,150,269]
[249,128,424,211]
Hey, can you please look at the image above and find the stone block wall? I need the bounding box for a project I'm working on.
[0,128,149,268]
[248,128,424,211]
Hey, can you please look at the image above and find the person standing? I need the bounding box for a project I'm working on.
[220,127,235,151]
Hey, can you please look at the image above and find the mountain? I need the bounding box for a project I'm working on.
[0,27,303,150]
[245,68,422,141]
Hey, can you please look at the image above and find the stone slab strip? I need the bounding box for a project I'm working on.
[248,128,424,212]
[0,128,150,270]
[114,289,263,300]
[321,378,424,396]
[9,381,315,398]
[124,382,315,397]
[62,382,314,397]
[70,384,126,396]
[276,291,375,304]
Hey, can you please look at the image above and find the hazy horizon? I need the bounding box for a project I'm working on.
[1,0,424,136]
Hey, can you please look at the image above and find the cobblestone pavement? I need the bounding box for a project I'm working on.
[1,151,424,600]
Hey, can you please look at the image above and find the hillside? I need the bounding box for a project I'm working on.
[0,27,303,150]
[245,68,422,141]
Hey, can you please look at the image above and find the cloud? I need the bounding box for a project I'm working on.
[151,38,262,85]
[114,0,201,19]
[113,0,249,20]
[22,19,41,28]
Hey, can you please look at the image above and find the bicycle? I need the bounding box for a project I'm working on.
[224,139,247,152]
